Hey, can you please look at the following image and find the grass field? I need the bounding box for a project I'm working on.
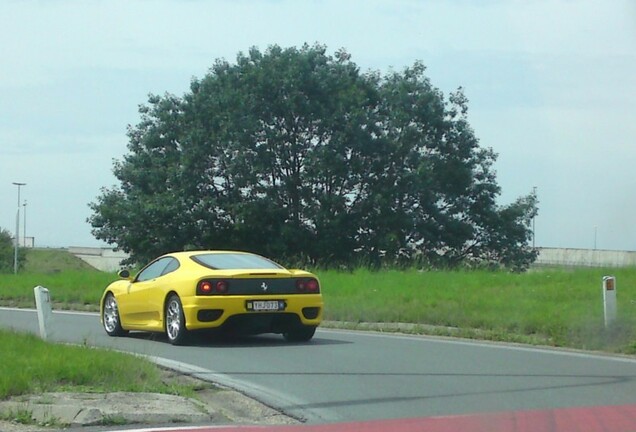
[319,267,636,352]
[23,248,97,273]
[0,248,115,308]
[0,270,114,308]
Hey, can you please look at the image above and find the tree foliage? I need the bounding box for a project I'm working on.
[89,44,538,270]
[0,228,25,273]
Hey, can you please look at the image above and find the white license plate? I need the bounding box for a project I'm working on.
[248,300,282,311]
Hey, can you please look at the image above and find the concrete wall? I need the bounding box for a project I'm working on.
[68,247,129,272]
[12,236,35,247]
[536,247,636,268]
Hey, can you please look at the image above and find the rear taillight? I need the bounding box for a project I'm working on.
[306,279,319,292]
[296,278,320,293]
[216,280,228,293]
[197,279,229,295]
[199,281,213,294]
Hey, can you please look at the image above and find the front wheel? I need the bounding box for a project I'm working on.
[165,295,188,345]
[283,325,316,342]
[102,293,127,337]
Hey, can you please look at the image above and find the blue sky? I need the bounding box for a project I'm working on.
[1,0,635,250]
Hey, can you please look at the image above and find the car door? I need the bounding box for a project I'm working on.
[122,257,176,328]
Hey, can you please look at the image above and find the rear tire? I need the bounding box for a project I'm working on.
[165,294,188,345]
[283,325,316,342]
[102,293,127,337]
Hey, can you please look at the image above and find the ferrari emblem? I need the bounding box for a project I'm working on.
[261,282,268,292]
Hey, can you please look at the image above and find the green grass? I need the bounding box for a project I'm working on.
[23,248,97,273]
[0,270,115,309]
[0,328,194,400]
[1,247,116,308]
[0,406,34,425]
[318,267,636,352]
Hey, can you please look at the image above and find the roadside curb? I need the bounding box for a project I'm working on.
[0,392,212,428]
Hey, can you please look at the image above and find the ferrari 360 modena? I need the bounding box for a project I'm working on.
[100,250,323,345]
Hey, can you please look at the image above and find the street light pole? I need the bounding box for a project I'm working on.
[532,186,537,248]
[12,182,26,274]
[23,200,27,247]
[594,226,598,250]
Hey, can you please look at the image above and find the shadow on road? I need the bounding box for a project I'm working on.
[125,330,351,348]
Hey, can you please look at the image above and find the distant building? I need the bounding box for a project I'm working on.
[11,236,35,248]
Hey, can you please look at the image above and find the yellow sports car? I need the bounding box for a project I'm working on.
[100,250,323,345]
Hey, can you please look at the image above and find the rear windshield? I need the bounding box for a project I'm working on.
[191,253,284,270]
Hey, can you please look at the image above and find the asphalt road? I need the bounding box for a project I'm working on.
[2,307,636,424]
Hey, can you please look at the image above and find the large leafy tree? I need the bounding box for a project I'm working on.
[89,44,538,270]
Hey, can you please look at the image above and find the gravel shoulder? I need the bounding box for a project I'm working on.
[0,368,298,431]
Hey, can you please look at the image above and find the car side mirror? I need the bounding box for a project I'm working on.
[118,269,131,280]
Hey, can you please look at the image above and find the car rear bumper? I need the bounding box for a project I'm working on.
[180,294,323,331]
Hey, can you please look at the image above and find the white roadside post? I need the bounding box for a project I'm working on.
[34,286,52,340]
[602,276,617,328]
